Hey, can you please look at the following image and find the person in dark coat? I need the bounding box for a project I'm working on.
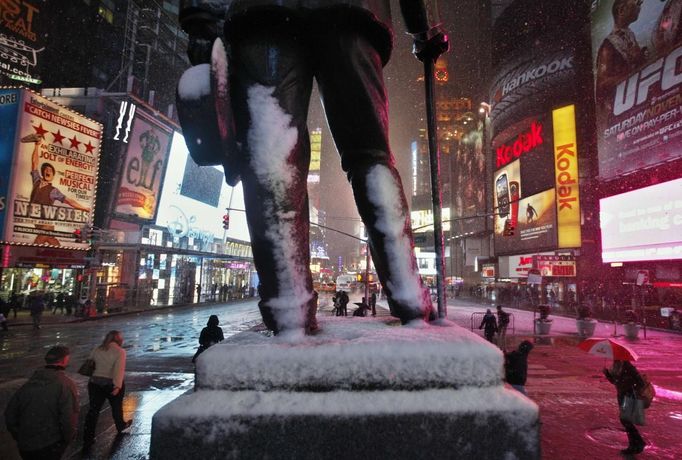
[338,290,350,317]
[504,340,534,396]
[29,292,45,330]
[178,0,447,335]
[496,304,510,350]
[5,346,79,459]
[604,360,647,455]
[192,315,225,363]
[479,309,498,343]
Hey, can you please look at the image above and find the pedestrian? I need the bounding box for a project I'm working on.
[195,283,202,302]
[28,291,45,330]
[211,283,218,301]
[52,292,65,315]
[603,360,647,455]
[0,297,9,330]
[5,345,79,460]
[339,290,350,317]
[479,308,498,343]
[83,330,132,454]
[496,305,510,350]
[177,0,446,335]
[370,291,377,317]
[192,315,225,363]
[9,292,20,318]
[504,340,534,396]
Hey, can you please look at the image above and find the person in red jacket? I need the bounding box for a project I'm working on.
[604,360,647,455]
[178,0,448,336]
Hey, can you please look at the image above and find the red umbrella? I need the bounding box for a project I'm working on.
[578,338,638,361]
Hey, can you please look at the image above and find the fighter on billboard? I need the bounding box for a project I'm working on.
[5,89,101,249]
[592,0,682,179]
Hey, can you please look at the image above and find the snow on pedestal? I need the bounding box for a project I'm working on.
[151,317,540,459]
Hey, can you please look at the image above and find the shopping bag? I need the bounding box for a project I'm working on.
[620,395,645,426]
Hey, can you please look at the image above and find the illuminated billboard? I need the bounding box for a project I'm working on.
[114,111,172,221]
[0,0,45,85]
[155,132,250,244]
[3,89,101,249]
[600,178,682,263]
[591,0,682,179]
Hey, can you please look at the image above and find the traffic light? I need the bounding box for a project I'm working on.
[222,213,230,230]
[73,228,83,243]
[503,220,515,236]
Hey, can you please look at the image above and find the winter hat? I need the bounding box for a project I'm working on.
[207,315,219,327]
[518,340,534,354]
[45,345,70,364]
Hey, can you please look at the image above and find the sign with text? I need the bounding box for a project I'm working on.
[591,0,682,179]
[114,111,172,221]
[0,88,21,238]
[0,0,45,85]
[533,254,576,277]
[4,89,101,248]
[552,105,581,248]
[600,178,682,262]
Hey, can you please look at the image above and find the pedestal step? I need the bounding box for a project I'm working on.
[151,387,539,460]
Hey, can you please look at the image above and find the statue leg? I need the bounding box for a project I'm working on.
[313,20,433,323]
[230,22,317,335]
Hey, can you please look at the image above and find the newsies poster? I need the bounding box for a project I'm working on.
[114,109,172,221]
[4,89,101,249]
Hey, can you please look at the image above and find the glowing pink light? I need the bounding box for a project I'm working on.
[653,385,682,402]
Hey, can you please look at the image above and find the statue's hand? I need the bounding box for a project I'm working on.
[412,26,449,63]
[187,35,214,65]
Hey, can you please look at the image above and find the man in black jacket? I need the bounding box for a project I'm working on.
[178,1,448,335]
[504,340,534,396]
[5,346,79,460]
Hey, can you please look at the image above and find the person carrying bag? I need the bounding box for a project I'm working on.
[604,359,647,455]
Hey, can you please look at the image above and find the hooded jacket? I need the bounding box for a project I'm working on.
[4,367,79,451]
[504,341,534,386]
[180,0,441,65]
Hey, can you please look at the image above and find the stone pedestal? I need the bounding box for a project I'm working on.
[151,317,540,459]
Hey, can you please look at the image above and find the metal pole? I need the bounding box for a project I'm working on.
[423,58,447,319]
[364,244,370,306]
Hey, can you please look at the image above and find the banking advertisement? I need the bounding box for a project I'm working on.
[114,111,172,221]
[600,177,682,263]
[0,88,20,238]
[591,0,682,179]
[0,0,45,85]
[5,89,101,249]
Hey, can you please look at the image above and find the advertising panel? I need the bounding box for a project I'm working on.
[591,0,682,179]
[498,251,555,278]
[0,88,21,237]
[0,0,45,85]
[114,111,172,221]
[155,132,250,244]
[534,255,576,277]
[552,105,581,247]
[496,187,558,255]
[600,178,682,262]
[5,89,101,249]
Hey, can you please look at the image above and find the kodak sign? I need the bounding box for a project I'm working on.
[552,105,581,248]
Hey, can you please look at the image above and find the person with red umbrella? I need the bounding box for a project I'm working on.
[603,359,647,455]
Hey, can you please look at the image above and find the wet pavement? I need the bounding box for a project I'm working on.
[1,294,681,459]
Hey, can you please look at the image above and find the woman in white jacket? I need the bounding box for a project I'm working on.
[83,330,132,452]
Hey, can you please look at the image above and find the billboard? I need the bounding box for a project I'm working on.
[591,0,682,179]
[552,105,581,247]
[0,0,45,85]
[155,132,250,244]
[114,111,172,221]
[600,178,682,263]
[0,88,21,236]
[4,89,101,249]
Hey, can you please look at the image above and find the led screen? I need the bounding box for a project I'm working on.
[600,178,682,262]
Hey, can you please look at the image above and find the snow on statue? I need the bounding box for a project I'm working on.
[176,0,449,336]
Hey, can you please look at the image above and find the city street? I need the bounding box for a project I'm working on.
[1,295,681,459]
